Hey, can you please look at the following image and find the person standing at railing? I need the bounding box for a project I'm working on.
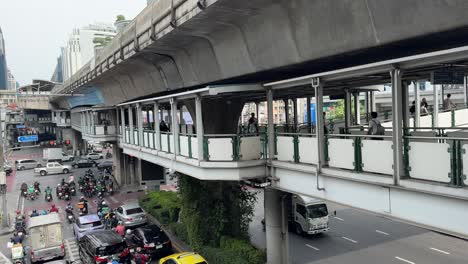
[443,94,456,110]
[248,113,259,134]
[367,112,385,140]
[160,120,170,132]
[420,98,429,115]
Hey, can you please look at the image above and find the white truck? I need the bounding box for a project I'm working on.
[35,162,71,176]
[27,213,65,263]
[43,148,74,162]
[288,195,330,235]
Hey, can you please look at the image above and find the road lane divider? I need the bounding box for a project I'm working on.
[341,236,358,243]
[333,216,344,221]
[395,256,416,264]
[305,244,320,251]
[430,247,450,255]
[375,230,389,236]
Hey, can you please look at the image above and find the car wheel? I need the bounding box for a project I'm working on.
[40,171,47,176]
[295,223,303,235]
[73,165,78,168]
[63,169,69,174]
[92,163,96,167]
[19,166,24,171]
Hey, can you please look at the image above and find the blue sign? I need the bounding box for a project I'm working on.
[18,135,38,143]
[16,125,26,129]
[303,103,317,125]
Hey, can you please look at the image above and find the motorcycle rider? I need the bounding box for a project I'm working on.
[124,229,137,248]
[132,247,149,264]
[78,196,89,215]
[30,210,39,217]
[61,178,65,186]
[56,184,63,198]
[50,204,59,213]
[27,185,35,200]
[44,186,53,200]
[20,182,28,196]
[113,221,125,236]
[33,181,41,193]
[10,232,23,244]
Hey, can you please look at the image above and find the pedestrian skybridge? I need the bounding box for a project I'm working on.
[85,45,468,238]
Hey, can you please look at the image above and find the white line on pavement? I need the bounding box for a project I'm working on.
[342,236,358,243]
[305,244,320,251]
[395,256,416,264]
[334,216,344,221]
[430,247,450,255]
[375,230,389,236]
[109,196,118,203]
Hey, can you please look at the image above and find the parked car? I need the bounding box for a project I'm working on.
[85,153,103,160]
[133,225,172,256]
[34,162,71,176]
[72,159,97,168]
[97,160,113,171]
[73,214,104,239]
[159,252,208,264]
[78,230,127,264]
[15,159,41,170]
[115,203,147,227]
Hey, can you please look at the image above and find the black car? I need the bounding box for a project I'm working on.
[97,160,113,171]
[78,230,127,264]
[132,225,172,256]
[72,159,97,168]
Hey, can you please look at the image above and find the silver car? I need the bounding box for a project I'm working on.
[85,153,103,160]
[73,214,104,239]
[16,159,41,170]
[115,203,147,227]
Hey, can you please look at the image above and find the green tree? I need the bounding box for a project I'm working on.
[116,15,126,22]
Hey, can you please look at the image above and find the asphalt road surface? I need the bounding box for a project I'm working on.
[0,148,144,263]
[249,189,468,264]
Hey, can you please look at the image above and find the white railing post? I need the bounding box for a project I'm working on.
[267,88,275,162]
[171,98,180,155]
[128,106,135,145]
[137,104,144,147]
[120,107,126,143]
[414,81,421,127]
[195,95,204,161]
[154,102,161,150]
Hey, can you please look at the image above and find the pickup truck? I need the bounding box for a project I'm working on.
[34,162,71,176]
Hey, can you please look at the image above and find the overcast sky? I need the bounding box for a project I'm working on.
[0,0,147,85]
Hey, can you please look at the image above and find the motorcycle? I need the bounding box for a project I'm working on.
[34,189,40,197]
[65,208,74,224]
[21,191,27,198]
[64,193,70,201]
[79,185,84,193]
[45,193,53,202]
[10,243,24,264]
[70,187,76,196]
[28,193,35,201]
[57,192,63,200]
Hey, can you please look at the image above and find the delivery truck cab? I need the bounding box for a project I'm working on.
[290,195,330,235]
[27,213,65,263]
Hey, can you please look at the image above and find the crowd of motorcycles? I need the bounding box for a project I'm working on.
[15,168,152,264]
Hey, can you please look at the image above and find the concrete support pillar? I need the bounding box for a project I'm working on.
[284,99,289,127]
[354,92,360,125]
[464,76,468,106]
[313,78,325,170]
[433,81,439,128]
[267,89,275,161]
[80,113,84,132]
[292,98,298,132]
[115,108,120,134]
[265,188,288,264]
[255,102,260,123]
[345,90,352,128]
[365,92,370,123]
[306,97,312,133]
[135,158,142,186]
[402,82,410,129]
[112,146,122,185]
[137,104,143,146]
[195,95,204,161]
[171,99,180,155]
[391,69,404,186]
[90,112,95,134]
[370,91,376,112]
[154,102,161,150]
[120,108,125,141]
[128,106,135,145]
[414,82,421,127]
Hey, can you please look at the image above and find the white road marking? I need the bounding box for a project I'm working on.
[109,196,118,203]
[305,244,320,251]
[375,230,389,236]
[333,216,344,221]
[430,247,450,255]
[0,250,12,264]
[395,256,416,264]
[342,236,358,243]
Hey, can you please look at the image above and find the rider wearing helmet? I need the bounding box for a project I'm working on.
[50,204,59,213]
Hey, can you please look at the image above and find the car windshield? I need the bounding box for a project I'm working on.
[142,229,168,242]
[79,220,102,229]
[126,207,143,215]
[96,241,126,256]
[307,204,328,218]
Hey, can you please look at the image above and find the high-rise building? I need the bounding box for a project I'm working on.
[60,23,117,81]
[0,27,8,90]
[7,68,18,90]
[51,55,64,83]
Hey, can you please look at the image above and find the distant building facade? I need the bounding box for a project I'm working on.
[60,23,117,81]
[0,27,8,90]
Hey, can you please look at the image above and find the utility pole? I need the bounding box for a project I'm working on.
[0,116,7,228]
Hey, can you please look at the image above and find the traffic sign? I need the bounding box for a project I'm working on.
[16,125,25,129]
[18,135,38,143]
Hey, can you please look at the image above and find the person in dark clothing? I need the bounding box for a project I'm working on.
[160,120,170,132]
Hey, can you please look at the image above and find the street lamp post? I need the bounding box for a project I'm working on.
[0,117,8,228]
